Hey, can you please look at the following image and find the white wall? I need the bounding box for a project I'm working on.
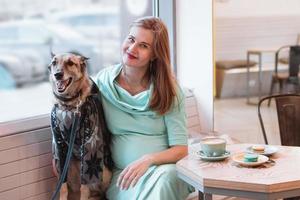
[215,0,300,18]
[176,0,213,131]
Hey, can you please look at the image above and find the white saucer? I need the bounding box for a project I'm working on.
[246,145,278,156]
[232,153,269,167]
[197,150,231,161]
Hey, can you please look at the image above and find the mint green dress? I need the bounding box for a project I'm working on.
[94,64,193,200]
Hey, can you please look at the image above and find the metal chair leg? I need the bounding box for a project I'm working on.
[279,80,284,93]
[268,78,275,106]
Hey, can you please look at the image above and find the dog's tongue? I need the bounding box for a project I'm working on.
[57,80,66,90]
[56,78,72,93]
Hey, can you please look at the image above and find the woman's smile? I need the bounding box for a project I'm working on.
[126,52,137,60]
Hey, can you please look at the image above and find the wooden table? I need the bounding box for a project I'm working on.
[177,143,300,200]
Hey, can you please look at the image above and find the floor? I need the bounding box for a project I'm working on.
[214,97,281,145]
[188,97,282,200]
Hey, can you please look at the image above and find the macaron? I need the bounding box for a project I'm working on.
[252,145,265,152]
[244,153,258,162]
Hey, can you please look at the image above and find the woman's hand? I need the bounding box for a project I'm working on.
[117,155,154,190]
[116,145,187,190]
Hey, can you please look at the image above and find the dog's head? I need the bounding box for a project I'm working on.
[48,53,89,100]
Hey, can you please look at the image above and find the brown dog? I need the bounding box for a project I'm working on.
[49,53,113,200]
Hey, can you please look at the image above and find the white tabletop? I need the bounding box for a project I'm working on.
[177,143,300,193]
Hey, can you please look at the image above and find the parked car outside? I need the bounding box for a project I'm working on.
[0,19,104,75]
[0,50,46,89]
[47,7,121,65]
[47,7,120,40]
[0,61,16,90]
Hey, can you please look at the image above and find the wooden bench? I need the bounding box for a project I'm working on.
[0,127,55,200]
[0,89,204,200]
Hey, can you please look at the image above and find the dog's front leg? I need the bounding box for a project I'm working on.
[66,160,81,200]
[52,159,59,177]
[80,185,91,200]
[60,183,68,200]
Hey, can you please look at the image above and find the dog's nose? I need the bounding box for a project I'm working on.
[54,72,64,80]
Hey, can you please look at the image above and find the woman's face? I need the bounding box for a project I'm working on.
[122,26,154,69]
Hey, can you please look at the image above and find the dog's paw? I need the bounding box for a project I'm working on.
[59,183,68,200]
[102,166,113,190]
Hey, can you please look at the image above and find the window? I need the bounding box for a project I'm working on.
[0,0,153,133]
[0,27,18,43]
[19,26,50,43]
[63,14,119,26]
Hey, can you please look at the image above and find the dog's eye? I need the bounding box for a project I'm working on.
[52,60,57,66]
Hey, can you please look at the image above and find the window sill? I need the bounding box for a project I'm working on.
[0,114,50,137]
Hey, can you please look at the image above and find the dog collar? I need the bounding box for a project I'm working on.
[53,91,81,102]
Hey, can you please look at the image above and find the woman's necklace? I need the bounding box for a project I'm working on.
[122,66,148,95]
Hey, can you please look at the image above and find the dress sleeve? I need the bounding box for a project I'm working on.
[92,68,105,89]
[164,87,188,146]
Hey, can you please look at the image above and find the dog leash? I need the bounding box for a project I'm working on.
[51,106,81,200]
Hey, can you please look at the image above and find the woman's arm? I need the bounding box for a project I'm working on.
[117,145,188,190]
[146,145,188,165]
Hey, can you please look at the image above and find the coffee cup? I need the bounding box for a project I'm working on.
[200,137,226,157]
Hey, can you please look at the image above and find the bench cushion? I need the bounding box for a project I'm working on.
[216,60,257,70]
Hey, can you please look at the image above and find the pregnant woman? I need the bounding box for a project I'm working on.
[94,16,193,200]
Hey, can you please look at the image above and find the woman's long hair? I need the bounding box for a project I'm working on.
[131,16,177,115]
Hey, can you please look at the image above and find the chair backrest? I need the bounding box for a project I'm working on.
[184,88,201,135]
[258,94,300,145]
[275,45,300,76]
[289,45,300,77]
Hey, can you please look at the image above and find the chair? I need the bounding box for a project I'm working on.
[258,94,300,145]
[277,34,300,65]
[215,60,257,98]
[268,45,300,98]
[258,93,300,200]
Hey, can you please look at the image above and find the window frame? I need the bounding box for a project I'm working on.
[155,0,177,75]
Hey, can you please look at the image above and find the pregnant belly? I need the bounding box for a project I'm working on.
[112,134,169,169]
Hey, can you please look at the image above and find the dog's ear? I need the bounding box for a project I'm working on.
[48,57,56,72]
[80,56,89,63]
[79,56,89,72]
[47,63,52,72]
[51,51,56,58]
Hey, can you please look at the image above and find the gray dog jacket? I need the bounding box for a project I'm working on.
[51,81,113,184]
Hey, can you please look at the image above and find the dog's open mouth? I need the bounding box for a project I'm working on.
[56,78,72,93]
